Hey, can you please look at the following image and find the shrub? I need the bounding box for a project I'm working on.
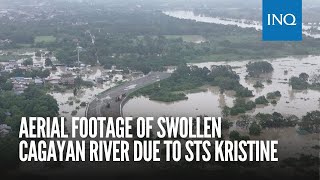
[267,91,282,99]
[246,61,274,77]
[255,96,269,105]
[253,81,264,88]
[249,122,262,136]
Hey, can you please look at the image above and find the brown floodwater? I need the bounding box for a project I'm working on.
[123,56,320,158]
[124,56,320,118]
[50,66,130,132]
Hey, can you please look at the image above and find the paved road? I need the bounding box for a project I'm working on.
[86,72,171,118]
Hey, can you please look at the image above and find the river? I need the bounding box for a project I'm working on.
[123,55,320,158]
[123,56,320,118]
[162,10,320,38]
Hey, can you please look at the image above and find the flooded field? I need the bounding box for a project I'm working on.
[124,56,320,118]
[49,66,131,132]
[123,56,320,158]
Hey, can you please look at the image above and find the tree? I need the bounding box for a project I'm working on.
[290,76,309,90]
[267,91,282,99]
[73,88,78,96]
[256,112,297,128]
[222,106,231,117]
[229,131,241,141]
[45,58,53,67]
[299,73,309,82]
[249,122,261,136]
[253,81,264,88]
[39,69,51,78]
[246,61,274,77]
[22,58,33,66]
[310,74,320,87]
[2,81,13,91]
[255,96,269,105]
[300,111,320,133]
[35,51,41,57]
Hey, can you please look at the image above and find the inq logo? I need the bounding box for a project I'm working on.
[267,14,297,26]
[263,0,302,41]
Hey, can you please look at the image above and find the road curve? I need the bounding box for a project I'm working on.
[86,72,171,118]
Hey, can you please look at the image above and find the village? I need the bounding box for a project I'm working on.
[0,49,146,137]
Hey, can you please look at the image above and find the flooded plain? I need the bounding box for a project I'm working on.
[123,56,320,158]
[163,11,320,38]
[124,56,320,118]
[49,66,131,131]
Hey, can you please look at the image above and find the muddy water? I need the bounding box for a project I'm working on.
[123,56,320,158]
[124,56,320,118]
[49,66,129,132]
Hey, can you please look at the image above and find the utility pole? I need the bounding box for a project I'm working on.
[76,45,83,67]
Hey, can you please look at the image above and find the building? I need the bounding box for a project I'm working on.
[60,77,75,85]
[45,77,61,85]
[13,84,28,94]
[34,78,44,85]
[0,124,12,137]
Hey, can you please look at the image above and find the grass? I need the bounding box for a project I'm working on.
[34,36,56,43]
[17,43,32,48]
[164,35,206,43]
[0,54,31,62]
[137,35,206,43]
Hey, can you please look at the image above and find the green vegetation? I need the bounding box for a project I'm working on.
[0,69,50,90]
[253,81,264,88]
[290,73,320,90]
[163,35,205,43]
[45,58,53,67]
[2,86,59,129]
[71,110,77,116]
[132,65,252,102]
[299,111,320,133]
[75,77,94,88]
[255,96,269,105]
[256,112,298,128]
[0,54,32,62]
[34,36,56,44]
[1,7,320,72]
[246,61,274,77]
[290,76,309,90]
[266,79,272,84]
[249,122,262,136]
[10,69,50,79]
[229,131,250,141]
[22,58,33,66]
[224,98,256,116]
[80,102,87,107]
[266,91,282,99]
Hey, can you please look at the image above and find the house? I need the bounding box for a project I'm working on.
[45,77,61,85]
[34,78,44,85]
[60,77,75,85]
[95,77,104,84]
[0,124,11,137]
[13,84,28,94]
[4,65,14,73]
[33,63,43,68]
[10,77,33,85]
